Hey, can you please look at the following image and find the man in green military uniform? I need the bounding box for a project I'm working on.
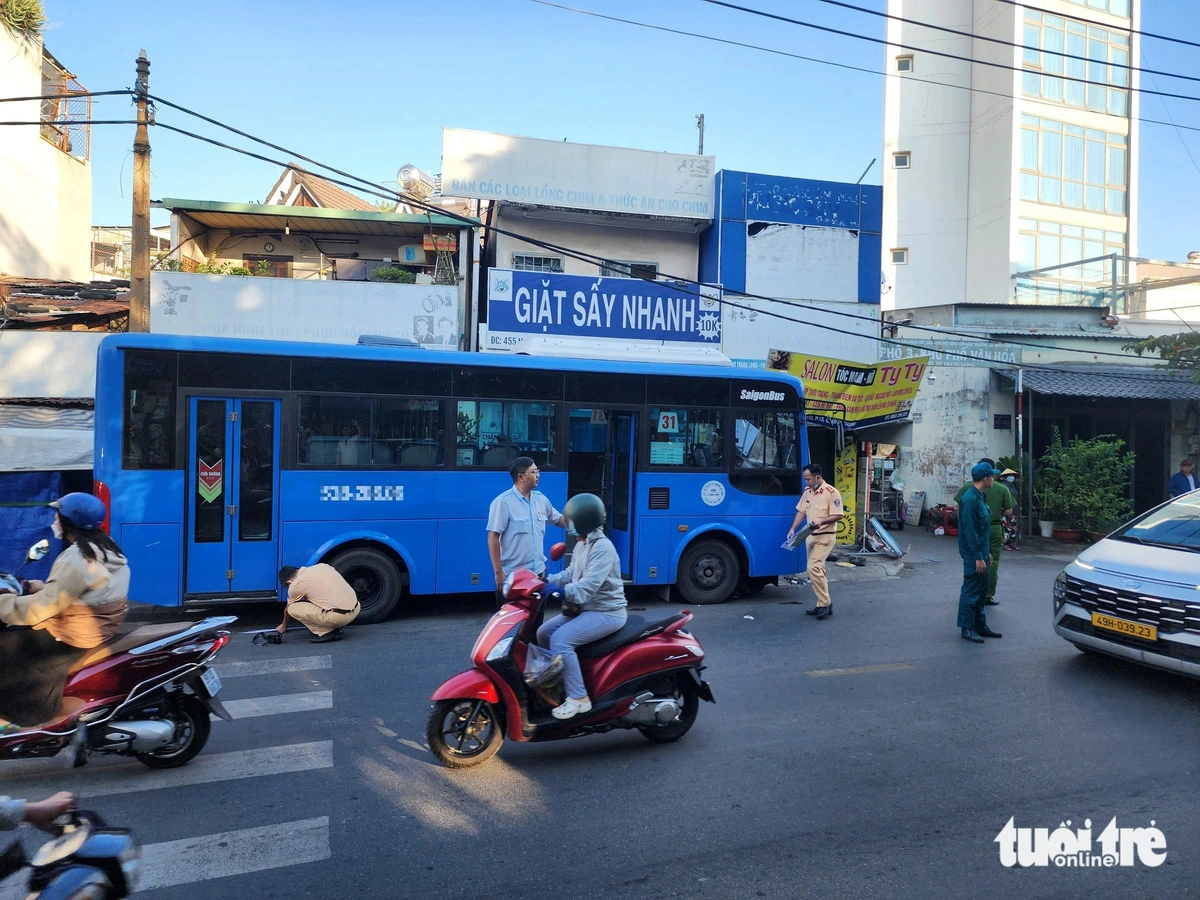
[954,457,1014,607]
[957,463,1001,643]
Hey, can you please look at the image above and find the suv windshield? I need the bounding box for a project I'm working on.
[1112,493,1200,551]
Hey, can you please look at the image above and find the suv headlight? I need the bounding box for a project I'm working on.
[1053,572,1067,612]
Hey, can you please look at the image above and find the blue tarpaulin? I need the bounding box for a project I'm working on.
[0,472,64,581]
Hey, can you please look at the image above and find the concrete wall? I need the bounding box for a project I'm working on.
[0,331,103,399]
[493,208,700,282]
[0,30,91,281]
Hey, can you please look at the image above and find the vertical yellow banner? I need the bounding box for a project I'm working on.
[834,442,857,545]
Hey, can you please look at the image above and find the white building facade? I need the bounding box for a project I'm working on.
[879,0,1149,512]
[882,0,1138,312]
[0,28,92,281]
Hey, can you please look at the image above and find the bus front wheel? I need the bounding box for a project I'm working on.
[329,548,402,624]
[677,539,740,605]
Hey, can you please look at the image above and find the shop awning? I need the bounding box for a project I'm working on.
[0,406,94,471]
[996,365,1200,400]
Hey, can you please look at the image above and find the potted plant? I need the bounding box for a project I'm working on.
[1038,429,1134,544]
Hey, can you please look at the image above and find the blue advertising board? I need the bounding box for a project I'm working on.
[485,268,722,349]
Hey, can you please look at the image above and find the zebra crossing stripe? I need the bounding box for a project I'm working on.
[217,655,333,679]
[0,817,330,900]
[3,741,334,799]
[220,691,333,719]
[137,816,331,890]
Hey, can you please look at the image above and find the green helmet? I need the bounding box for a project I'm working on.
[564,493,606,536]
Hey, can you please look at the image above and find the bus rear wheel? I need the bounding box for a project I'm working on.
[329,548,401,624]
[677,539,740,605]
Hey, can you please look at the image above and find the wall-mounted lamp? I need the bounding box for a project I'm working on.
[285,219,290,235]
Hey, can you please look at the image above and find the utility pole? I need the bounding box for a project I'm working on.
[696,114,704,155]
[130,50,151,332]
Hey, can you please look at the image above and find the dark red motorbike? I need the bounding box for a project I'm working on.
[427,560,714,768]
[1,541,236,769]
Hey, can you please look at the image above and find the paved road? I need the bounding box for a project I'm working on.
[4,535,1198,898]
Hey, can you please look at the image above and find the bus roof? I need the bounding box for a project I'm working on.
[99,333,803,394]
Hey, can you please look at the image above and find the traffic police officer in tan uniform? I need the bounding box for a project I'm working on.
[787,463,843,620]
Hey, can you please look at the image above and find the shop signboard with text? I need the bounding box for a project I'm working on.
[769,350,929,430]
[442,128,715,219]
[486,269,722,349]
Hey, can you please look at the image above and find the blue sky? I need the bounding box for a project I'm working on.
[41,0,1200,260]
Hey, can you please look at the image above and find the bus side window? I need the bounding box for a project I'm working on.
[730,411,800,496]
[456,400,556,468]
[648,408,722,468]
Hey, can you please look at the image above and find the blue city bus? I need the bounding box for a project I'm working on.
[93,333,809,623]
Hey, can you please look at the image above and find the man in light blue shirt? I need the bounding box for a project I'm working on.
[486,456,565,607]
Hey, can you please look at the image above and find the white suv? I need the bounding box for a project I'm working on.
[1053,491,1200,677]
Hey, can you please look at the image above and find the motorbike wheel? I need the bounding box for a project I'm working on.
[135,695,211,769]
[426,699,503,768]
[638,678,699,744]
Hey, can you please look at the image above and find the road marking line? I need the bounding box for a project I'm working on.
[806,662,914,678]
[3,741,333,799]
[220,691,333,719]
[138,816,330,890]
[217,655,332,678]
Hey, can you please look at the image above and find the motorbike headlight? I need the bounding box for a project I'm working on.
[502,571,516,599]
[486,636,514,662]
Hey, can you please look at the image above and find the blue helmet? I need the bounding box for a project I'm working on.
[51,492,107,529]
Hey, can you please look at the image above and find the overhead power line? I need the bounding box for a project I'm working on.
[810,0,1198,85]
[528,1,1200,136]
[0,119,138,126]
[990,0,1200,52]
[147,108,1175,382]
[0,89,133,104]
[701,0,1200,104]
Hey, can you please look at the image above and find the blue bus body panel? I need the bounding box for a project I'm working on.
[630,474,799,581]
[277,470,569,596]
[109,471,185,607]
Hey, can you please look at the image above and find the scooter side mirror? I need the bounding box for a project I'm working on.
[27,539,50,562]
[549,542,566,562]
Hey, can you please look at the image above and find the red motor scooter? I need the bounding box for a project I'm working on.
[427,552,715,768]
[1,540,236,769]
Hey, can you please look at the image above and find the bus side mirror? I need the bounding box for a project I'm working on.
[549,542,566,562]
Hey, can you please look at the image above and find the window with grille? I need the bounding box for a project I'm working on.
[511,254,564,273]
[600,261,658,280]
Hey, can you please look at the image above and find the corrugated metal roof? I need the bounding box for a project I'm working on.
[996,365,1200,400]
[161,198,478,235]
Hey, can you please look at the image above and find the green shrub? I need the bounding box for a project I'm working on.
[1038,429,1134,531]
[368,267,416,284]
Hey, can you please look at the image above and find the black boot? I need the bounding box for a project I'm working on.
[961,628,984,643]
[814,605,832,620]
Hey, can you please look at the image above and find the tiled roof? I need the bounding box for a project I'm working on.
[997,365,1200,400]
[269,164,380,212]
